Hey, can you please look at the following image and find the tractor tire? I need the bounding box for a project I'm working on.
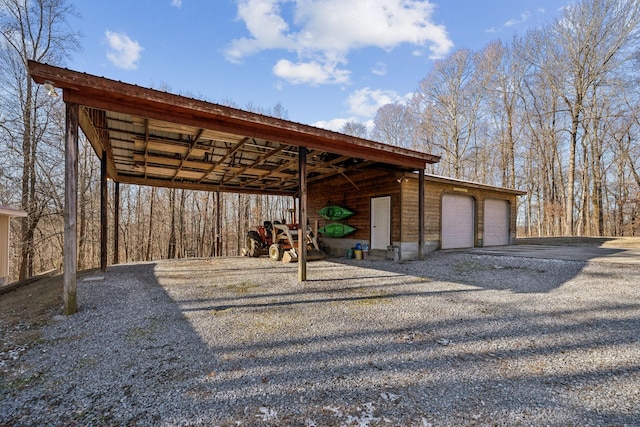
[269,244,283,261]
[246,236,260,257]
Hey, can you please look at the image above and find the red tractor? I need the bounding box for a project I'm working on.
[244,220,324,262]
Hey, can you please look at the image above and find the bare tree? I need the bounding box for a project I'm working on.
[413,49,490,179]
[340,120,369,138]
[482,38,531,188]
[372,103,414,148]
[541,0,640,235]
[0,0,80,279]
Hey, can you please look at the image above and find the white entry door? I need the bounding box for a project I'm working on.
[371,196,391,250]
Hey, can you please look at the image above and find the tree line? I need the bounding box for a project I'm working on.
[365,0,640,238]
[2,0,640,282]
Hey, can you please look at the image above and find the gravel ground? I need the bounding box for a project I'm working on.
[1,251,639,426]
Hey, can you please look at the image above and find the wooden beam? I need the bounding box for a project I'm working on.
[100,150,108,272]
[143,119,150,178]
[132,137,211,158]
[78,107,118,179]
[113,181,120,265]
[198,138,249,183]
[172,128,204,181]
[419,168,425,261]
[221,144,286,185]
[239,152,298,188]
[239,148,322,189]
[280,160,376,190]
[115,173,296,196]
[58,91,438,169]
[64,102,79,315]
[131,153,293,180]
[27,60,439,168]
[216,190,221,257]
[298,146,307,282]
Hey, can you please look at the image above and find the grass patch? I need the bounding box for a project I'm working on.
[454,261,541,275]
[126,325,155,342]
[354,290,390,306]
[225,281,260,295]
[2,369,47,392]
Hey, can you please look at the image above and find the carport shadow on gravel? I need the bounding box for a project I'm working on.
[4,257,638,425]
[152,257,640,424]
[162,263,640,423]
[333,249,590,293]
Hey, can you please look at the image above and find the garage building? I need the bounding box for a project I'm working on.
[308,170,525,260]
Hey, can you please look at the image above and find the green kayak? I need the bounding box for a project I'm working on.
[318,205,354,220]
[318,223,356,238]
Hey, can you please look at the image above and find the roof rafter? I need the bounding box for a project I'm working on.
[221,143,286,185]
[172,128,204,181]
[198,137,249,183]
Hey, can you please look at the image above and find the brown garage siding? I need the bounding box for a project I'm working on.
[307,168,402,242]
[402,174,522,248]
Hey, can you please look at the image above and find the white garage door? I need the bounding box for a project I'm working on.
[441,194,474,249]
[484,199,509,246]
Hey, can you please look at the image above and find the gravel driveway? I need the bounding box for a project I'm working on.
[1,251,639,426]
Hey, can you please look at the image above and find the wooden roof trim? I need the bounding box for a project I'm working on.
[0,207,27,217]
[28,61,440,170]
[406,173,527,195]
[116,174,296,196]
[65,89,431,169]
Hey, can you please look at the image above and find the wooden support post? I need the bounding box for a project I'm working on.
[418,168,425,261]
[215,190,222,257]
[100,150,108,272]
[113,181,120,265]
[298,146,307,282]
[64,102,79,315]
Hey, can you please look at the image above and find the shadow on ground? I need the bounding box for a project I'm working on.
[2,256,639,425]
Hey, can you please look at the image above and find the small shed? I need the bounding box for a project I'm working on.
[0,207,27,287]
[308,170,526,260]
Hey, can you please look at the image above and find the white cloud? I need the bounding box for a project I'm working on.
[313,117,375,133]
[273,59,350,85]
[226,0,294,63]
[347,87,409,117]
[171,0,182,7]
[371,62,387,76]
[105,30,143,70]
[488,8,546,34]
[312,118,352,132]
[226,0,453,84]
[504,11,532,27]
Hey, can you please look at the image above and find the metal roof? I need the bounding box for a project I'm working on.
[28,61,440,196]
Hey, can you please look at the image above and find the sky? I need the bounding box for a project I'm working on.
[67,0,569,131]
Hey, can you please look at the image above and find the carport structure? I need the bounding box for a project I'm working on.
[28,61,439,315]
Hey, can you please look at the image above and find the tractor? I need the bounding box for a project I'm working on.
[244,220,325,263]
